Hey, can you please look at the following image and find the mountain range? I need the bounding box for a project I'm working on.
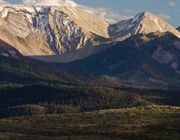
[0,4,180,89]
[0,5,179,57]
[0,3,180,139]
[61,32,180,89]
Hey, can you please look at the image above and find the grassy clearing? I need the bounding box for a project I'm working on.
[0,105,179,140]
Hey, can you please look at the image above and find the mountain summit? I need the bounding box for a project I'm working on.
[0,5,109,56]
[109,12,180,40]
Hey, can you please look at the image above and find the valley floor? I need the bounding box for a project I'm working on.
[0,105,179,140]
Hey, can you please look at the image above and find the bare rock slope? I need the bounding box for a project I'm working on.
[0,5,109,56]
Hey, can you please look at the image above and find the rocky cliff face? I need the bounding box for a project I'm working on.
[0,5,109,56]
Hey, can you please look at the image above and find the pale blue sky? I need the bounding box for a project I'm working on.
[5,0,180,27]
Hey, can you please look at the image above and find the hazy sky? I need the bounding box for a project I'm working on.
[4,0,180,27]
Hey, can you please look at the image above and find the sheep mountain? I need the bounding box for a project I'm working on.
[0,4,180,89]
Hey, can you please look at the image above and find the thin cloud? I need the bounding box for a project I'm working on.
[3,0,131,24]
[0,0,9,4]
[89,8,131,24]
[158,14,171,21]
[22,0,78,6]
[124,9,134,14]
[168,1,176,7]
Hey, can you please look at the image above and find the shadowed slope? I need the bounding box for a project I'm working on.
[60,32,180,89]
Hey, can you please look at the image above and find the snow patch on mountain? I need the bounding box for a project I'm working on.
[0,4,179,61]
[109,12,180,40]
[0,5,109,55]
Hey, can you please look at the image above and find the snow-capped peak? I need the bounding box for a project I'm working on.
[109,11,180,39]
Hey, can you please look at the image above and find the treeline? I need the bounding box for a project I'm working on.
[0,83,180,117]
[0,83,146,117]
[120,88,180,106]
